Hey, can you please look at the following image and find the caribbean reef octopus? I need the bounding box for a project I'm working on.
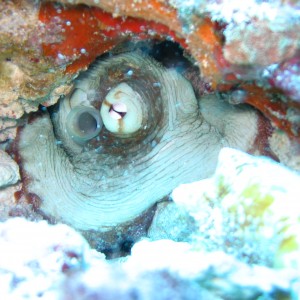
[16,49,269,253]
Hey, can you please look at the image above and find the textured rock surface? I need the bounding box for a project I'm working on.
[0,0,73,140]
[0,184,21,222]
[147,201,197,242]
[0,218,96,300]
[173,147,300,269]
[197,0,300,66]
[0,218,299,300]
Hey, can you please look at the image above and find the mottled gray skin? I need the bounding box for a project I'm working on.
[18,53,258,237]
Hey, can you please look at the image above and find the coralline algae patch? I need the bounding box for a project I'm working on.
[172,147,300,269]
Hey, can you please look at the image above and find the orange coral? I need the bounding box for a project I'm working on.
[40,2,223,84]
[239,85,300,140]
[186,19,225,87]
[39,2,185,74]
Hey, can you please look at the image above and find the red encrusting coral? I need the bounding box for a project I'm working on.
[239,84,300,140]
[7,124,45,218]
[186,18,226,88]
[39,3,226,83]
[215,82,300,141]
[39,2,186,74]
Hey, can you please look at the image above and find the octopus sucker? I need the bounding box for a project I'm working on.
[16,49,267,252]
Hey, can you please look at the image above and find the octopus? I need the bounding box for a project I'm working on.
[16,44,271,254]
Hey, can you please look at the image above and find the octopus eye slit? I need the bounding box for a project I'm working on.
[109,103,127,119]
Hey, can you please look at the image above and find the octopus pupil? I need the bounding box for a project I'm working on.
[109,105,127,118]
[78,112,98,134]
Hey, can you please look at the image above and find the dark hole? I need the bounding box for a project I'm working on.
[78,112,97,135]
[149,40,190,73]
[120,239,134,254]
[100,239,134,259]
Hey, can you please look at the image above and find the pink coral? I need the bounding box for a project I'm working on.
[268,57,300,103]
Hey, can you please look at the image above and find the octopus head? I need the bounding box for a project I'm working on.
[17,50,262,253]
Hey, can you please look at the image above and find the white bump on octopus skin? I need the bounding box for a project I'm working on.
[100,82,144,135]
[126,69,133,76]
[69,88,89,107]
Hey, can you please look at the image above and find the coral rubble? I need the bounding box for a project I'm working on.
[0,218,299,300]
[173,148,300,269]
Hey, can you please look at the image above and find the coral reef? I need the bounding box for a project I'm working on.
[0,218,93,299]
[1,0,300,141]
[1,217,299,300]
[0,1,300,298]
[0,0,73,140]
[173,148,300,269]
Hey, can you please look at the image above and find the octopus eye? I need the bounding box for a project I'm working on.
[66,106,102,144]
[100,82,145,136]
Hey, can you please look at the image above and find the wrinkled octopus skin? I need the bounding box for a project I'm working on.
[17,53,259,251]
